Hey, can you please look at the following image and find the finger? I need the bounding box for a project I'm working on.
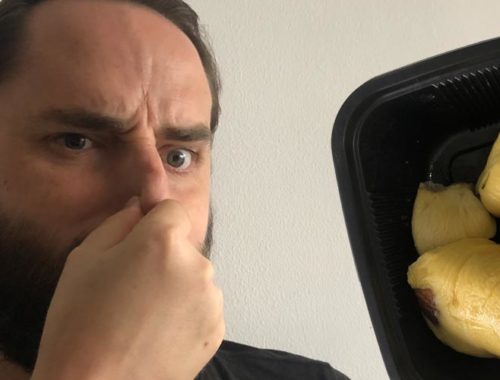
[126,199,192,243]
[78,196,144,252]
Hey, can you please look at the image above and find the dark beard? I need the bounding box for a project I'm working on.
[0,208,213,373]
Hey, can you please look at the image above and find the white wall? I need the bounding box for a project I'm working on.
[187,1,500,379]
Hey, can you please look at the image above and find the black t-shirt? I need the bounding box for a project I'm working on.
[196,340,350,380]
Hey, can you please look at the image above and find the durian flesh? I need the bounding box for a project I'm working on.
[477,132,500,217]
[477,161,500,217]
[411,182,496,255]
[408,238,500,358]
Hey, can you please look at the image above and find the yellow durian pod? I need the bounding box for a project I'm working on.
[411,182,496,255]
[408,238,500,358]
[477,132,500,216]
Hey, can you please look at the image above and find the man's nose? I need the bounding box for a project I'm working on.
[124,141,170,215]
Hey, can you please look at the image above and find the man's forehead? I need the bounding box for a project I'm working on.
[24,0,198,69]
[4,0,212,131]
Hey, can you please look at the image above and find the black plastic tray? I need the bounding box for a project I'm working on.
[331,37,500,380]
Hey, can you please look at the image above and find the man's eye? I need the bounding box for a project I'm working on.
[166,149,193,170]
[58,133,93,150]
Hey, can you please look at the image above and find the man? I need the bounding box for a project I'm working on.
[0,0,349,379]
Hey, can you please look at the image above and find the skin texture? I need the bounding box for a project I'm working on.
[0,0,223,378]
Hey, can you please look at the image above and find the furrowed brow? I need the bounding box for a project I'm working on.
[40,107,127,133]
[39,108,212,142]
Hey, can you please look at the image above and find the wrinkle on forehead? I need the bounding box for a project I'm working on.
[15,0,210,124]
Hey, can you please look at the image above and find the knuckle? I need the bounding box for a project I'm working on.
[193,259,217,294]
[209,287,224,319]
[200,258,215,281]
[136,202,191,247]
[161,225,182,247]
[216,287,224,306]
[157,200,191,229]
[141,223,180,253]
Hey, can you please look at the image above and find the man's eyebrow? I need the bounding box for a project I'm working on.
[164,126,213,142]
[39,107,212,142]
[40,108,126,132]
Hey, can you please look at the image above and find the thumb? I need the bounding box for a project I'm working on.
[78,196,143,252]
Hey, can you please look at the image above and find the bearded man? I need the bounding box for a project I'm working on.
[0,0,349,379]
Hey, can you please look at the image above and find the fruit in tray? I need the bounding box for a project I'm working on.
[408,238,500,358]
[411,182,496,255]
[477,133,500,216]
[408,132,500,358]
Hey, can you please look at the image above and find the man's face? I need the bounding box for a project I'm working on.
[0,0,212,371]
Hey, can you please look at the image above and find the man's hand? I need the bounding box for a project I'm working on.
[31,198,225,380]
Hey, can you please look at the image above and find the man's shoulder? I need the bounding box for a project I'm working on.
[197,340,350,380]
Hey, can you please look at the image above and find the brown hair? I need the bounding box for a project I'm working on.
[0,0,221,132]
